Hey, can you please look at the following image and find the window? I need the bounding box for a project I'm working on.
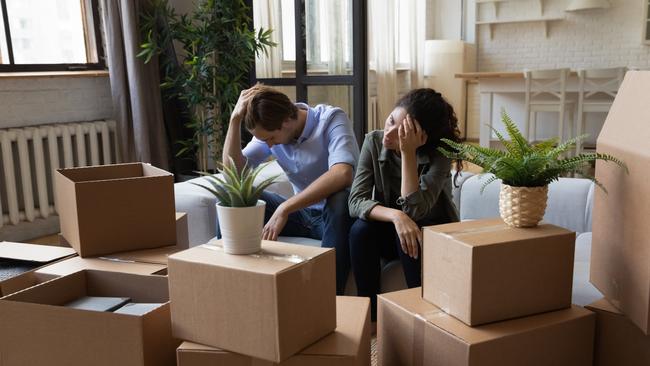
[252,0,367,145]
[0,0,104,71]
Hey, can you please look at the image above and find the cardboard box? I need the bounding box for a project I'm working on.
[0,241,76,296]
[0,270,180,366]
[55,162,176,257]
[586,298,650,366]
[378,288,595,366]
[168,240,337,363]
[176,296,371,366]
[175,212,190,249]
[591,71,650,334]
[422,218,575,325]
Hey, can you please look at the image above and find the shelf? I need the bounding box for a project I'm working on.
[476,0,547,26]
[476,16,564,38]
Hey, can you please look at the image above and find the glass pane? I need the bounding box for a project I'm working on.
[6,0,87,64]
[394,2,410,65]
[308,85,354,123]
[268,85,296,102]
[253,0,295,78]
[0,5,8,64]
[306,0,353,76]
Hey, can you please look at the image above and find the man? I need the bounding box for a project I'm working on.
[223,84,360,295]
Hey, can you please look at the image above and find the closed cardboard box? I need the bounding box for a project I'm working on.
[586,298,650,366]
[0,241,76,296]
[378,288,595,366]
[168,241,337,363]
[176,296,371,366]
[0,270,179,366]
[175,212,190,249]
[55,163,176,257]
[591,71,650,334]
[422,218,575,325]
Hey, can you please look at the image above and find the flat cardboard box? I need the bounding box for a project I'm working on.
[590,71,650,334]
[586,298,650,366]
[422,218,575,325]
[176,296,371,366]
[378,288,595,366]
[0,270,179,366]
[55,162,176,257]
[0,241,76,296]
[168,240,337,363]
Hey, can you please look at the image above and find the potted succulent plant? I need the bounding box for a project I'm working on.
[192,159,278,254]
[438,109,628,228]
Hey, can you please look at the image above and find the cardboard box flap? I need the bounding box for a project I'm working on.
[101,246,180,265]
[598,71,650,155]
[0,242,76,263]
[381,288,591,345]
[36,256,166,277]
[5,270,169,305]
[301,296,368,357]
[585,298,623,316]
[424,219,573,247]
[58,163,144,182]
[171,241,332,275]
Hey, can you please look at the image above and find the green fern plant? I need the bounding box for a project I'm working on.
[191,158,279,207]
[438,109,628,193]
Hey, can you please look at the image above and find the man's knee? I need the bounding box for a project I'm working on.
[324,189,350,216]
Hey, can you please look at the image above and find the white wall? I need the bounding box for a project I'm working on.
[0,75,113,129]
[476,0,650,71]
[427,0,463,40]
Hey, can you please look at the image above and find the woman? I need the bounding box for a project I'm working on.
[348,88,463,321]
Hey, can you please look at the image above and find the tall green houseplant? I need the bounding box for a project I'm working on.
[138,0,275,172]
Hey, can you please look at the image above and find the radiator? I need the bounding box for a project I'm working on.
[0,120,119,229]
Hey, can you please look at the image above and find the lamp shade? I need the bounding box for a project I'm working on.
[566,0,610,11]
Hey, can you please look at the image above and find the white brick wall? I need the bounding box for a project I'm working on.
[0,75,113,129]
[476,0,650,71]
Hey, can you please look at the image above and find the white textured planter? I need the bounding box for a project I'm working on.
[217,200,265,255]
[499,184,549,228]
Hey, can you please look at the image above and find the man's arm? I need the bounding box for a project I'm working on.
[223,89,254,171]
[262,163,353,240]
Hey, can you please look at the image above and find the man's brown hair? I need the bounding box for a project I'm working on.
[243,84,298,131]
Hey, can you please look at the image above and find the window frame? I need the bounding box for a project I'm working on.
[0,0,106,72]
[249,0,368,146]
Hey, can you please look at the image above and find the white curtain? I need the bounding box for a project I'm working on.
[253,0,283,79]
[322,0,352,113]
[369,0,427,131]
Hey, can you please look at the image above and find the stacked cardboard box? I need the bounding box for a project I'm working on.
[176,296,371,366]
[0,163,189,365]
[588,71,650,362]
[378,218,595,365]
[168,240,336,362]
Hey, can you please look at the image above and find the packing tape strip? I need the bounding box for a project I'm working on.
[97,256,136,264]
[200,243,312,264]
[412,310,446,366]
[438,224,508,239]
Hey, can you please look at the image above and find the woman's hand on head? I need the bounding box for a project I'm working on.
[398,114,427,154]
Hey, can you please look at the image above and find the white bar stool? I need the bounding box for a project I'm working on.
[524,68,574,144]
[575,67,627,155]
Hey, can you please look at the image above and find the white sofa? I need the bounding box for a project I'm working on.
[174,161,602,305]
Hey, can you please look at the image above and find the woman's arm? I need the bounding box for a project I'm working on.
[348,133,380,219]
[367,205,422,259]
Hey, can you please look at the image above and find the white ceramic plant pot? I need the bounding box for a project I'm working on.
[499,184,549,228]
[217,200,265,255]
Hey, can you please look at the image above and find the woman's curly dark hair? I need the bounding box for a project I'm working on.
[396,88,464,186]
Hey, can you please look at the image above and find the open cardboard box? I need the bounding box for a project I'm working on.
[586,298,650,366]
[591,70,650,334]
[176,296,371,366]
[168,240,337,363]
[55,163,176,257]
[378,288,595,366]
[0,269,179,366]
[0,241,76,296]
[422,219,575,326]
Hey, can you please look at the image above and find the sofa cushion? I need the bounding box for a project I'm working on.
[459,174,595,234]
